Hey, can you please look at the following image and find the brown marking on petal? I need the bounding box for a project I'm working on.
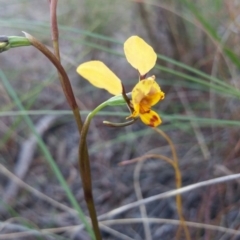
[149,114,159,127]
[152,115,158,121]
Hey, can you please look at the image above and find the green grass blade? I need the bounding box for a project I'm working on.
[156,54,233,89]
[1,109,240,127]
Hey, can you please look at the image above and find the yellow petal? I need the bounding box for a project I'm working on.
[140,110,162,127]
[124,36,157,76]
[131,78,164,109]
[76,61,122,95]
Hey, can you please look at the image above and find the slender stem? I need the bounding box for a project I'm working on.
[154,128,191,240]
[79,103,107,240]
[23,32,83,134]
[47,5,97,239]
[49,0,60,60]
[78,94,130,235]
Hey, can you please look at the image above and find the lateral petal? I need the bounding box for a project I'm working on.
[77,61,122,95]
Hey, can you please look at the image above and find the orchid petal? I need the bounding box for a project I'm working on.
[124,36,157,76]
[140,110,162,127]
[77,61,122,95]
[131,78,164,109]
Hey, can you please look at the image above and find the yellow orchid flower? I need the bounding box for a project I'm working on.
[76,36,165,127]
[128,76,165,127]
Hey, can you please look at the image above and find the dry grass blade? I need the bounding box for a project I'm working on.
[98,173,240,220]
[1,217,240,239]
[133,160,152,240]
[101,218,240,237]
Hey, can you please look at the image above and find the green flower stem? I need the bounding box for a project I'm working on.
[78,95,129,240]
[79,101,109,240]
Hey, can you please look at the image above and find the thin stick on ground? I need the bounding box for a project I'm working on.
[133,160,152,240]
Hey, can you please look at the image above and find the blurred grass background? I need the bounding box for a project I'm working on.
[1,0,240,239]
